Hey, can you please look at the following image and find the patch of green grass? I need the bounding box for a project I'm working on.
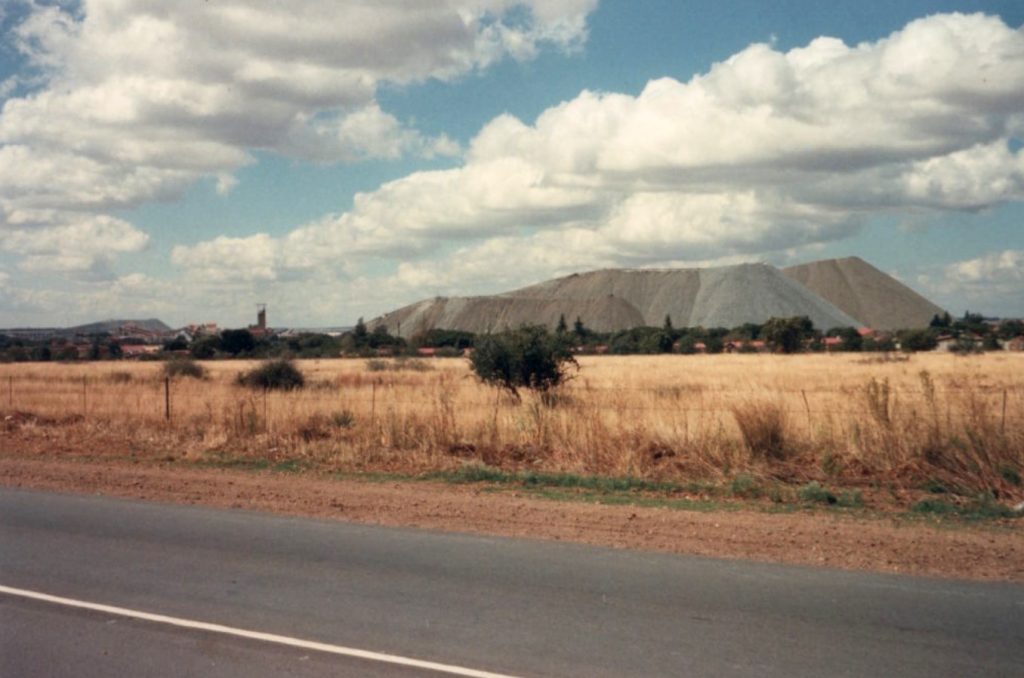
[271,459,309,473]
[797,481,862,508]
[729,473,761,499]
[426,464,698,495]
[194,453,309,474]
[911,492,1021,521]
[530,488,736,513]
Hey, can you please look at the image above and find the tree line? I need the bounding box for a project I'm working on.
[2,311,1020,363]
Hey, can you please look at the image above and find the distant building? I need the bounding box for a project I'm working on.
[249,304,272,338]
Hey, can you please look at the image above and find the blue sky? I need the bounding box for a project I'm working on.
[1,1,1023,328]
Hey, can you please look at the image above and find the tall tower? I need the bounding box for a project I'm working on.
[256,303,267,330]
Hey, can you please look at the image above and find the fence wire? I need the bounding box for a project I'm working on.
[3,375,1018,422]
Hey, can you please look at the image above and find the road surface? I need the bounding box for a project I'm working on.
[1,488,1021,677]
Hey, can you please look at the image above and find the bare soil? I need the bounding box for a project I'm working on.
[1,452,1020,583]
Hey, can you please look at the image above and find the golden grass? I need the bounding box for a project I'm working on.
[1,353,1022,498]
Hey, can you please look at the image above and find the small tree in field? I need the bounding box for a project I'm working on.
[470,326,577,402]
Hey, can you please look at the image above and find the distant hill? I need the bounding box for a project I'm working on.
[1,318,173,339]
[370,263,862,338]
[68,318,172,335]
[782,257,945,331]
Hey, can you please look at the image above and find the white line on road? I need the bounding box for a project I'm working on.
[0,584,520,678]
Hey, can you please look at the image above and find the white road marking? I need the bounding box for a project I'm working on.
[0,584,520,678]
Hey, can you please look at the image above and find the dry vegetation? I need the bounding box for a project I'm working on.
[2,353,1023,509]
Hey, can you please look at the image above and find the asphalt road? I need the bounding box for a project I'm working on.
[0,488,1021,677]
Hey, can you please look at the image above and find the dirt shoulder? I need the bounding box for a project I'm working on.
[1,453,1020,582]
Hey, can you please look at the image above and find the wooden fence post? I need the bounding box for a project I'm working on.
[1002,389,1008,435]
[165,377,171,422]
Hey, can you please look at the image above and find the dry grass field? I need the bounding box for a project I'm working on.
[2,353,1023,507]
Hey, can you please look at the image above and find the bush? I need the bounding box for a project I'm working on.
[163,358,206,380]
[237,359,305,390]
[469,325,577,401]
[731,401,790,460]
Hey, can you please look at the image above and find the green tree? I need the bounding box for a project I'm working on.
[677,335,697,354]
[163,336,189,351]
[556,314,568,334]
[762,316,814,354]
[190,335,222,359]
[368,325,404,350]
[833,327,863,352]
[353,317,369,346]
[220,329,256,356]
[998,319,1024,340]
[898,328,939,352]
[469,326,577,402]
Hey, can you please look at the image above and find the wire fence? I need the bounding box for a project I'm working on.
[3,374,1018,423]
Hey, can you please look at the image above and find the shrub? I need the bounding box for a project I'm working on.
[237,359,305,390]
[731,401,790,460]
[163,358,206,380]
[469,325,577,401]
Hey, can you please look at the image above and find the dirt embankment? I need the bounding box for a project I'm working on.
[1,453,1020,583]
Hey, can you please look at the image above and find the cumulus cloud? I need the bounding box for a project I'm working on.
[945,249,1024,288]
[174,12,1024,304]
[0,0,598,270]
[0,215,149,278]
[924,250,1024,316]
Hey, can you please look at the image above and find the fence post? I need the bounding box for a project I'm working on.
[1002,389,1008,435]
[7,375,11,409]
[82,376,87,416]
[165,377,171,422]
[263,387,268,433]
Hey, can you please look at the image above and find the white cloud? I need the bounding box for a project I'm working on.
[946,249,1024,285]
[8,9,1024,325]
[0,0,598,271]
[916,250,1024,316]
[174,12,1024,299]
[170,234,281,284]
[0,215,149,278]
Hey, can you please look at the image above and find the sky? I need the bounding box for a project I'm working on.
[1,0,1023,329]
